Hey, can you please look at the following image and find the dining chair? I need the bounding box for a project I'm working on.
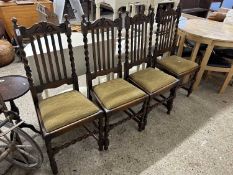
[153,4,200,97]
[81,13,149,150]
[12,15,104,174]
[124,9,179,128]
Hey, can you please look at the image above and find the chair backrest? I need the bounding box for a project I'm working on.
[153,3,181,64]
[124,9,155,79]
[81,14,123,91]
[156,2,175,14]
[12,15,79,104]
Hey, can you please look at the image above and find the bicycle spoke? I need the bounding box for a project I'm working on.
[0,148,11,162]
[0,144,8,148]
[0,137,9,144]
[16,147,37,162]
[3,134,11,143]
[16,145,32,149]
[12,149,29,165]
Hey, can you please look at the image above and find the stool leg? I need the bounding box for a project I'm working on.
[167,86,177,115]
[104,114,109,150]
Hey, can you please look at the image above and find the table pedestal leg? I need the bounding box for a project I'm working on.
[193,44,214,90]
[9,100,40,134]
[10,100,19,114]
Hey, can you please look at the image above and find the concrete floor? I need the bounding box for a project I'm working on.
[0,62,233,175]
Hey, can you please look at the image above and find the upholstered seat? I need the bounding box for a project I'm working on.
[93,79,146,110]
[158,55,198,76]
[130,68,177,93]
[39,91,100,132]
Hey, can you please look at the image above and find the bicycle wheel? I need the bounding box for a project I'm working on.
[0,121,43,169]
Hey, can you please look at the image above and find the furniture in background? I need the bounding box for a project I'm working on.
[95,0,151,19]
[154,4,199,97]
[0,19,10,40]
[13,16,104,174]
[0,75,40,133]
[81,14,149,150]
[178,18,233,93]
[0,0,52,38]
[124,10,179,127]
[210,0,224,10]
[94,0,178,19]
[36,2,59,24]
[180,0,221,18]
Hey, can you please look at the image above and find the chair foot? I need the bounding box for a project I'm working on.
[167,110,171,115]
[98,117,104,151]
[167,87,177,115]
[49,156,58,175]
[187,91,192,97]
[104,138,109,150]
[104,115,109,151]
[98,140,104,151]
[187,82,194,97]
[45,140,58,174]
[138,122,145,132]
[167,99,173,115]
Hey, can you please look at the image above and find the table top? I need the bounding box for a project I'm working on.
[0,75,29,102]
[179,19,233,43]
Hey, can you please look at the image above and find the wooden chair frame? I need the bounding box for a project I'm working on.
[12,15,104,174]
[154,4,200,97]
[81,14,149,150]
[124,9,179,127]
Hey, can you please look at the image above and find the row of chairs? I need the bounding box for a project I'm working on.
[12,4,199,174]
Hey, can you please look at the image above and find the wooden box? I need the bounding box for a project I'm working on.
[0,0,53,38]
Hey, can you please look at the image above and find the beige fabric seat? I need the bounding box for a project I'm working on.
[130,68,177,93]
[39,91,100,132]
[93,79,146,110]
[158,55,198,76]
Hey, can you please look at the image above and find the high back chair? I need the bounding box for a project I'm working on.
[81,14,148,150]
[124,9,179,128]
[12,16,104,174]
[154,4,199,97]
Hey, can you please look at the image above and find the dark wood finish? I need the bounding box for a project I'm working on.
[124,12,152,74]
[154,4,200,97]
[0,19,10,40]
[124,9,179,127]
[0,75,29,102]
[12,15,104,174]
[81,14,149,150]
[0,75,40,133]
[154,3,180,58]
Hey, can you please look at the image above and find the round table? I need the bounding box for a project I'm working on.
[178,19,233,93]
[0,75,40,133]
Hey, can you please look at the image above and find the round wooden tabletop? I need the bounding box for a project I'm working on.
[0,75,29,102]
[179,19,233,43]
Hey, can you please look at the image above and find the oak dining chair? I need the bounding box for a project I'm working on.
[124,9,179,128]
[81,13,149,150]
[12,15,104,174]
[154,4,199,97]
